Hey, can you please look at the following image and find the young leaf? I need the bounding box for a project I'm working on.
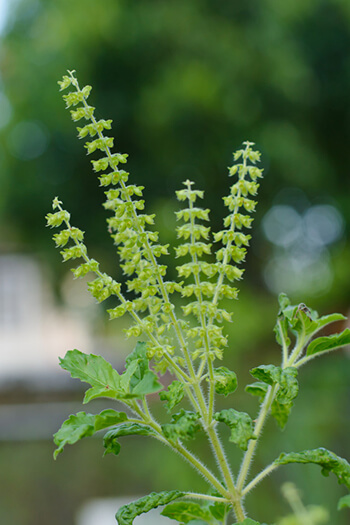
[306,328,350,357]
[274,448,350,489]
[213,366,238,396]
[123,342,162,396]
[161,501,212,523]
[115,490,184,525]
[162,410,201,442]
[104,423,156,456]
[59,349,122,403]
[338,494,350,510]
[208,499,230,522]
[214,409,256,451]
[53,412,95,459]
[159,381,185,412]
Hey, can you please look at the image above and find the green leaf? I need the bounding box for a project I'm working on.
[59,349,122,403]
[276,368,298,404]
[306,328,350,357]
[214,409,256,451]
[338,494,350,510]
[104,423,156,456]
[208,499,230,521]
[162,410,201,442]
[245,382,268,401]
[159,381,185,412]
[123,342,162,396]
[213,367,238,396]
[271,400,293,430]
[115,490,184,525]
[250,364,299,400]
[53,409,128,458]
[274,448,350,489]
[250,364,281,385]
[53,412,95,459]
[94,409,128,431]
[276,294,346,343]
[161,501,212,523]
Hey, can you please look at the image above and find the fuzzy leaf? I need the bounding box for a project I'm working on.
[104,423,156,456]
[214,409,256,451]
[53,412,95,459]
[208,498,230,521]
[162,410,201,442]
[306,328,350,357]
[159,381,185,412]
[161,501,212,523]
[338,494,350,510]
[274,448,350,489]
[59,349,122,403]
[250,365,298,404]
[213,367,238,396]
[116,491,184,525]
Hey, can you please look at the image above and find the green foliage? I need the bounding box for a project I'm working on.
[162,410,202,442]
[214,409,256,451]
[115,491,184,525]
[48,71,349,525]
[337,494,350,510]
[104,423,156,456]
[161,501,213,523]
[274,448,350,489]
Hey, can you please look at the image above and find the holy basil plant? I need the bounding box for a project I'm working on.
[47,70,350,525]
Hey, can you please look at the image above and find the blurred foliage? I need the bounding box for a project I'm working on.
[0,1,349,524]
[1,0,350,299]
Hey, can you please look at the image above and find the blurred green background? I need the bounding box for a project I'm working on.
[0,0,349,524]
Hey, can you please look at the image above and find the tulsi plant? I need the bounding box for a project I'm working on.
[47,70,350,524]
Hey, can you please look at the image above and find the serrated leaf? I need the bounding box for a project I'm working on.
[59,349,122,403]
[274,448,350,489]
[213,367,238,396]
[116,490,184,525]
[53,409,128,458]
[162,410,201,442]
[214,409,256,451]
[306,328,350,357]
[161,501,212,523]
[245,382,269,401]
[53,411,95,459]
[104,423,156,456]
[338,494,350,510]
[159,381,185,412]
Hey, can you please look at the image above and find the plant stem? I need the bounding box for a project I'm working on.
[184,493,229,503]
[241,462,278,496]
[236,384,277,493]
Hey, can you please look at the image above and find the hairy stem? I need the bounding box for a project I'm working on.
[236,384,277,493]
